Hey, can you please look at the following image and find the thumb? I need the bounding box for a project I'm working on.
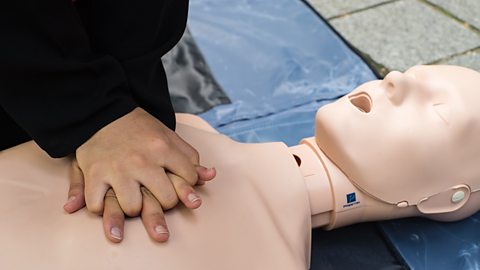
[64,159,86,213]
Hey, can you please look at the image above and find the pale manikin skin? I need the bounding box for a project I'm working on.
[316,65,480,207]
[1,65,480,270]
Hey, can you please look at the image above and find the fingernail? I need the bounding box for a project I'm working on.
[198,166,212,172]
[111,227,122,240]
[188,193,200,203]
[207,167,216,175]
[64,196,76,207]
[155,225,169,234]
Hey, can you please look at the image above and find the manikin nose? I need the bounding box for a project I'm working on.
[381,71,409,105]
[382,71,433,105]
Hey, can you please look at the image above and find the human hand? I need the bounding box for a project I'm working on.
[73,107,213,217]
[64,159,216,242]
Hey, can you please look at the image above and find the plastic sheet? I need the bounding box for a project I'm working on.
[380,213,480,270]
[188,0,376,145]
[312,223,405,270]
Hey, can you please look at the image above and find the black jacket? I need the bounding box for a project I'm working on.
[0,0,188,157]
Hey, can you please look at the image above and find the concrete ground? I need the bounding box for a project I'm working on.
[308,0,480,77]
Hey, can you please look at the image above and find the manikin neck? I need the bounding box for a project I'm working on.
[289,137,418,229]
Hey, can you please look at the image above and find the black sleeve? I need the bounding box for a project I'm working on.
[75,0,190,132]
[0,0,137,158]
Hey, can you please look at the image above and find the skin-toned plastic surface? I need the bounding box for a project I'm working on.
[289,144,333,228]
[315,65,480,210]
[289,137,418,230]
[2,65,479,269]
[0,121,311,270]
[290,65,480,230]
[175,113,219,134]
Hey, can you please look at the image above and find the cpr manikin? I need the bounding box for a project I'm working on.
[299,65,480,228]
[1,65,479,270]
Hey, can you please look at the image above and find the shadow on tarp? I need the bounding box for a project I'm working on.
[163,28,231,114]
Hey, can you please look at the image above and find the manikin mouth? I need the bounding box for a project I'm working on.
[348,92,372,113]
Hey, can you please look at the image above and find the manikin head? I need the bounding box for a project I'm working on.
[316,65,480,208]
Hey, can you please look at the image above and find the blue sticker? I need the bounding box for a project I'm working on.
[347,192,356,203]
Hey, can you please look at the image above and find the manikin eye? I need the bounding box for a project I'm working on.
[433,103,450,125]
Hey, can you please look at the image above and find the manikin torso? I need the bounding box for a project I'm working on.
[0,118,312,270]
[1,65,479,270]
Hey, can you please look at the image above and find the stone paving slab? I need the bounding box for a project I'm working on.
[308,0,390,19]
[427,0,480,30]
[329,0,480,73]
[440,48,480,72]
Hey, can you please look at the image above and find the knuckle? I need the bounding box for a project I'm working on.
[86,200,103,215]
[161,194,179,210]
[85,162,104,180]
[123,208,140,217]
[121,202,142,217]
[170,171,196,187]
[124,153,148,169]
[150,138,170,152]
[185,169,198,185]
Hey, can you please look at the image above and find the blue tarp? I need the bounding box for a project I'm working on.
[188,0,375,146]
[380,214,480,270]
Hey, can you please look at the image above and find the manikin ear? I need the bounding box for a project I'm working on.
[416,184,470,215]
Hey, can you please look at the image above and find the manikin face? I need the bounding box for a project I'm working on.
[316,65,480,205]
